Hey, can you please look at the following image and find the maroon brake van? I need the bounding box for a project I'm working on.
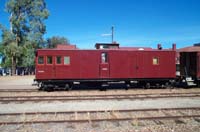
[35,43,176,90]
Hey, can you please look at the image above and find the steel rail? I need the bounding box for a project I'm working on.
[0,88,199,93]
[0,107,199,116]
[0,94,199,103]
[0,114,199,125]
[0,91,200,99]
[0,89,38,92]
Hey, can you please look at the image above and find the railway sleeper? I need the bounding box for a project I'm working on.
[153,120,164,125]
[194,118,200,123]
[174,119,185,124]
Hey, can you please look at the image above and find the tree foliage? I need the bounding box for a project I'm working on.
[0,0,49,75]
[0,25,20,70]
[46,36,70,48]
[6,0,49,47]
[20,42,35,67]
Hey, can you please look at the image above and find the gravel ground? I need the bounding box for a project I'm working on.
[0,76,200,132]
[0,98,200,113]
[0,121,200,132]
[1,88,200,97]
[1,109,199,123]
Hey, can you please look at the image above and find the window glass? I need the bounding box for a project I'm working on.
[47,56,52,64]
[153,57,159,65]
[101,52,108,63]
[56,56,62,64]
[64,56,70,65]
[38,56,44,64]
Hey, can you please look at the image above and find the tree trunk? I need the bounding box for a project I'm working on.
[11,56,16,76]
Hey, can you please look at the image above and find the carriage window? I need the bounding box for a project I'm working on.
[38,56,44,64]
[56,56,62,64]
[64,56,70,65]
[101,52,108,63]
[153,57,159,65]
[47,56,52,64]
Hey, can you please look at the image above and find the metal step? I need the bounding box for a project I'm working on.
[187,81,197,86]
[186,77,197,86]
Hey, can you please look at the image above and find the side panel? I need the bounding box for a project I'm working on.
[36,50,101,80]
[36,52,55,79]
[35,50,176,80]
[55,51,80,79]
[79,51,100,79]
[136,51,176,79]
[129,52,137,78]
[99,63,110,78]
[35,55,46,79]
[109,51,131,78]
[55,50,100,79]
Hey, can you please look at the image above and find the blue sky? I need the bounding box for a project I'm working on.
[0,0,200,49]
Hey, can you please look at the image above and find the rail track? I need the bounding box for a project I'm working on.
[0,107,199,125]
[0,92,200,103]
[0,88,198,93]
[0,89,38,92]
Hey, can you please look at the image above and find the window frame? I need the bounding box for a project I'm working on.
[152,57,159,65]
[64,56,70,65]
[56,56,62,65]
[46,56,53,65]
[38,56,44,65]
[101,52,108,63]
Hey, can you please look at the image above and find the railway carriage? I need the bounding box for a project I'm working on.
[177,45,200,87]
[35,43,177,90]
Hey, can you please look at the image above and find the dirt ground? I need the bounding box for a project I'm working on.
[0,75,37,89]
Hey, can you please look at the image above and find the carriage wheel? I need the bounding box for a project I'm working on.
[145,83,151,89]
[65,83,72,91]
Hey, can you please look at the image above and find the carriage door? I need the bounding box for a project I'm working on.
[100,52,110,78]
[46,56,55,78]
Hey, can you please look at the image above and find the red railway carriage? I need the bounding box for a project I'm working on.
[177,45,200,86]
[35,43,176,90]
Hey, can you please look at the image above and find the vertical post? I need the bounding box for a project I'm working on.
[157,44,162,50]
[111,26,114,43]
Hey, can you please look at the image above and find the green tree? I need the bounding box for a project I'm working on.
[1,0,49,75]
[0,42,3,67]
[46,36,70,48]
[6,0,49,47]
[0,25,21,74]
[20,42,35,67]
